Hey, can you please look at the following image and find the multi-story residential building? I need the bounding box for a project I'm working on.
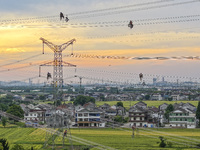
[171,95,180,101]
[76,108,105,127]
[169,108,196,128]
[24,108,45,123]
[151,94,162,100]
[129,106,148,127]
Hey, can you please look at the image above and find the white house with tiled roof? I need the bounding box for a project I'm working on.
[76,108,105,127]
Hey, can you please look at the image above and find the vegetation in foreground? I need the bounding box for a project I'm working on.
[0,127,200,150]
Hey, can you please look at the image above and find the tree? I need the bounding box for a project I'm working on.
[54,100,61,106]
[166,104,174,112]
[99,94,105,101]
[0,138,9,150]
[114,116,123,122]
[164,104,174,121]
[0,143,3,149]
[1,117,7,128]
[11,144,25,150]
[158,136,166,148]
[39,95,45,100]
[75,95,95,106]
[144,95,150,100]
[6,105,24,118]
[73,95,95,106]
[196,101,200,127]
[0,103,8,111]
[116,102,123,107]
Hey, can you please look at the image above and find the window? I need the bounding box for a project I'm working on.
[134,118,136,120]
[78,114,83,117]
[185,119,187,121]
[180,114,182,116]
[84,118,88,121]
[180,119,182,121]
[79,118,83,121]
[140,117,142,121]
[84,113,88,117]
[176,113,178,116]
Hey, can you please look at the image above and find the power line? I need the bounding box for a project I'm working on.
[68,0,174,16]
[0,53,42,68]
[75,68,200,80]
[71,0,200,20]
[14,17,200,29]
[0,0,198,25]
[0,0,174,24]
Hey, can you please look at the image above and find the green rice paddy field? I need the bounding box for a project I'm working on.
[39,100,199,109]
[0,127,200,150]
[96,101,199,108]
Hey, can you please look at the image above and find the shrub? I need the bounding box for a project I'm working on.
[15,122,26,127]
[158,136,166,148]
[0,138,9,150]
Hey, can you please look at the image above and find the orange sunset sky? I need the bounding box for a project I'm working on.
[0,0,200,84]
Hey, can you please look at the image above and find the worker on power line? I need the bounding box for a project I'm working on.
[139,73,143,82]
[65,15,69,22]
[132,125,135,138]
[60,12,64,20]
[47,72,52,80]
[64,129,67,136]
[128,20,133,29]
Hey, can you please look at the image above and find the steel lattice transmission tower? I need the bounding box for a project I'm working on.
[39,38,76,99]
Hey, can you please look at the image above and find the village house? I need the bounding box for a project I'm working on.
[159,103,169,112]
[75,107,105,127]
[151,94,162,100]
[133,101,147,109]
[99,103,111,110]
[24,107,46,123]
[169,108,196,128]
[129,106,148,127]
[171,94,180,101]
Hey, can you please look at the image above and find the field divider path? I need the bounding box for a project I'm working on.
[141,128,200,144]
[106,125,199,148]
[138,128,199,148]
[40,128,116,150]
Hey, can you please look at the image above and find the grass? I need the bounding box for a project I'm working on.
[0,128,200,150]
[0,122,18,128]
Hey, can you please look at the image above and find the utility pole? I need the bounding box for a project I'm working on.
[79,77,82,94]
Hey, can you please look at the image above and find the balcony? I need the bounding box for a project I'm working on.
[169,121,195,124]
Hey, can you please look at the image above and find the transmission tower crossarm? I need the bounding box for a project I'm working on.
[59,39,76,51]
[40,37,56,52]
[62,61,76,67]
[40,61,54,66]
